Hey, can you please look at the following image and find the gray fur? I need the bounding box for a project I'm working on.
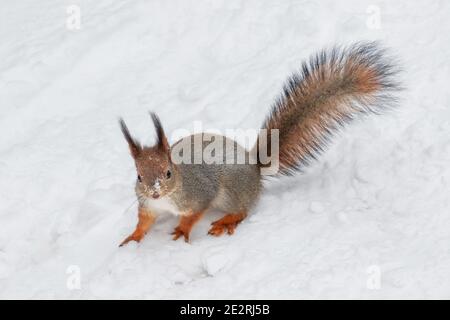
[169,133,261,214]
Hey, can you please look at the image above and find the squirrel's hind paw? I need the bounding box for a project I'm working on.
[208,213,247,237]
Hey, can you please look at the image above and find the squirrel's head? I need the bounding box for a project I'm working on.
[119,112,176,200]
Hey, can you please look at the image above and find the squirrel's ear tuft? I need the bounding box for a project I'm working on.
[119,118,141,159]
[149,112,170,155]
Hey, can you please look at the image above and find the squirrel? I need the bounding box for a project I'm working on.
[118,42,400,246]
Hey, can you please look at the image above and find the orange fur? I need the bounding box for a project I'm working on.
[208,212,247,236]
[261,42,399,175]
[119,207,156,246]
[172,211,204,242]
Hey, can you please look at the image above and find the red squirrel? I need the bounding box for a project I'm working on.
[118,42,400,246]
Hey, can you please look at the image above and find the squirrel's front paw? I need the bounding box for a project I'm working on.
[119,233,143,247]
[171,227,190,243]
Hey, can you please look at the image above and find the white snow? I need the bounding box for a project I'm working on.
[0,0,449,299]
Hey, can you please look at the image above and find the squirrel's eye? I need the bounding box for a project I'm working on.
[137,175,142,182]
[166,170,171,179]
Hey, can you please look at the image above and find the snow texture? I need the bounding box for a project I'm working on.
[0,0,449,299]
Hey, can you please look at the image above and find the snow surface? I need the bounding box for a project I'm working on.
[0,0,449,299]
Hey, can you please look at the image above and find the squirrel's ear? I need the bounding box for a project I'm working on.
[119,118,141,159]
[149,112,170,156]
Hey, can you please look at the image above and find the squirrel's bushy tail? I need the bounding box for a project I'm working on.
[260,41,401,176]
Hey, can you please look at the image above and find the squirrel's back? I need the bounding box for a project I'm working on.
[170,133,261,214]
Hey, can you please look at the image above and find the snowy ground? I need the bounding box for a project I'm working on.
[1,0,449,299]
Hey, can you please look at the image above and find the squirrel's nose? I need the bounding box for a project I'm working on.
[152,192,160,199]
